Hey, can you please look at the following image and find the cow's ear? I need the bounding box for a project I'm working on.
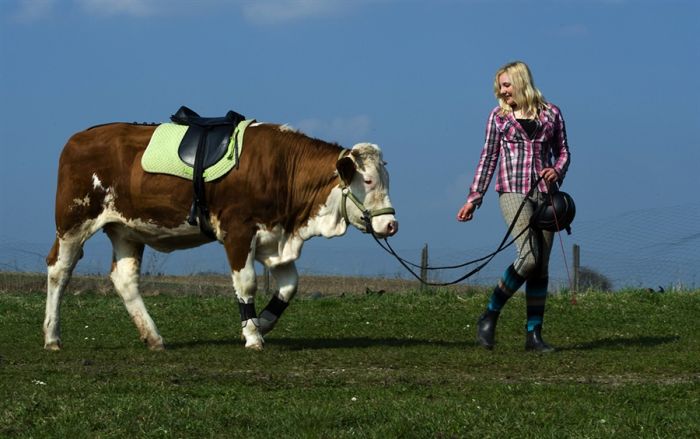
[336,156,356,186]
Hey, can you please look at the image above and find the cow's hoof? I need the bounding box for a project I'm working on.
[243,333,265,351]
[241,318,264,349]
[44,340,62,351]
[144,335,165,351]
[148,342,166,352]
[245,340,264,351]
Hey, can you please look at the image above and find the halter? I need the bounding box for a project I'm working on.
[337,149,396,233]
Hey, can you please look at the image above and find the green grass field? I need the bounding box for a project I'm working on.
[1,275,698,438]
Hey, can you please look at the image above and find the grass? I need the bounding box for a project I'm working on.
[1,274,699,438]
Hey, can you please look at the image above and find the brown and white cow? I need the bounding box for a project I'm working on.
[44,121,398,351]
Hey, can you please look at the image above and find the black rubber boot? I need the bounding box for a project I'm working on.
[525,324,555,353]
[476,310,499,350]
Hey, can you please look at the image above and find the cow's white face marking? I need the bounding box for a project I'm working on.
[343,143,398,237]
[295,143,398,241]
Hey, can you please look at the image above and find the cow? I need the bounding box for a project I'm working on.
[44,120,398,351]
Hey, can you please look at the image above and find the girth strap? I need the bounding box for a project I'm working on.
[189,131,216,239]
[170,106,245,240]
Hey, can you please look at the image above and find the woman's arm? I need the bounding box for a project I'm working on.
[550,105,571,182]
[466,110,502,207]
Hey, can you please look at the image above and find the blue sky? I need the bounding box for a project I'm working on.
[1,0,698,286]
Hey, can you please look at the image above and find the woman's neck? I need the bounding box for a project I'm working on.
[513,107,535,120]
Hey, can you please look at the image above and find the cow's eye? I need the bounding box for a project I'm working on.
[364,179,372,185]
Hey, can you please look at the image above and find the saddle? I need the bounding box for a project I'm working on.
[170,106,246,240]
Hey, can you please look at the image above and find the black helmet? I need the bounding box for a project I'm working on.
[530,191,576,233]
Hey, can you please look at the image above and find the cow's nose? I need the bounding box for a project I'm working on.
[386,220,398,236]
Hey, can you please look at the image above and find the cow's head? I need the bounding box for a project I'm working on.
[336,143,398,238]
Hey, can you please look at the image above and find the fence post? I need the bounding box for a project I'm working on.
[420,243,429,291]
[572,244,580,293]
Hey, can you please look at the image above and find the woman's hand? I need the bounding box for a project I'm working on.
[457,202,476,222]
[540,168,559,184]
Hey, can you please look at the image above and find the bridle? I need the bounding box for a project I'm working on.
[339,186,396,232]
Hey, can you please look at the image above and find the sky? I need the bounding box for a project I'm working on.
[1,0,698,288]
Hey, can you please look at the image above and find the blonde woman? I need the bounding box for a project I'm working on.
[457,61,571,352]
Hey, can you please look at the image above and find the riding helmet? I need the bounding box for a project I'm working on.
[530,191,576,233]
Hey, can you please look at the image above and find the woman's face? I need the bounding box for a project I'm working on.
[498,73,516,107]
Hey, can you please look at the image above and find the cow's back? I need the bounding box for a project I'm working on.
[54,123,194,235]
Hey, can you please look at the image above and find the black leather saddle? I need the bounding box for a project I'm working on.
[171,106,245,168]
[169,106,246,240]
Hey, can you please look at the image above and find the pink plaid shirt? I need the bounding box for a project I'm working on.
[467,103,570,207]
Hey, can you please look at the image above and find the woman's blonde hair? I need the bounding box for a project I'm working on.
[493,61,546,117]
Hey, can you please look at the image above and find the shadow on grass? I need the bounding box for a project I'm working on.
[166,338,240,349]
[166,336,473,350]
[154,335,681,352]
[267,336,473,350]
[558,335,680,351]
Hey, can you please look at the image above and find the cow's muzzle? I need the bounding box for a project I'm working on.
[341,188,397,237]
[372,216,398,238]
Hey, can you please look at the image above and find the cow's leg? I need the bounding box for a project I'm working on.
[107,231,164,351]
[224,232,263,350]
[44,236,85,350]
[233,250,263,350]
[259,262,298,335]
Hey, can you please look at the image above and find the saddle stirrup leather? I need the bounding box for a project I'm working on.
[170,106,246,240]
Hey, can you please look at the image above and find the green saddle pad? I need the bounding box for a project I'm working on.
[141,119,255,182]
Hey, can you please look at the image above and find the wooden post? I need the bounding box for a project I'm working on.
[420,243,429,291]
[572,244,580,293]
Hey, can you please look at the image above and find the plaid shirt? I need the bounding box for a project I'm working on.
[467,103,571,207]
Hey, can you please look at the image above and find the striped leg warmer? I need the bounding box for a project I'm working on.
[526,277,548,331]
[487,264,526,312]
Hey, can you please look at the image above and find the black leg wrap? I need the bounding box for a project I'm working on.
[262,295,289,318]
[238,302,257,321]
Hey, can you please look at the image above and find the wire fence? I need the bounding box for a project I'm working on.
[391,203,700,291]
[2,203,698,291]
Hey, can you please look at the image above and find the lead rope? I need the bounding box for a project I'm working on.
[373,227,529,286]
[547,189,576,305]
[368,177,544,286]
[369,175,575,296]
